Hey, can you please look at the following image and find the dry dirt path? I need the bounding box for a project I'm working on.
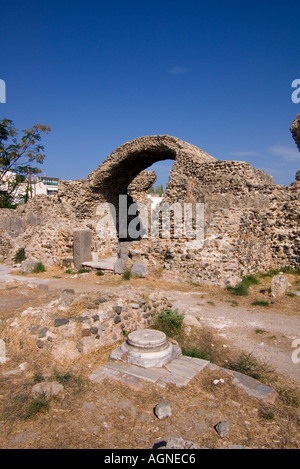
[163,290,300,384]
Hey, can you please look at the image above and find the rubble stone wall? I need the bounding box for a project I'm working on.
[0,130,299,286]
[291,114,300,151]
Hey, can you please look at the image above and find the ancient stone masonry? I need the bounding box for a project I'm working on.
[0,196,78,266]
[88,135,215,205]
[291,114,300,151]
[128,170,157,203]
[0,124,299,285]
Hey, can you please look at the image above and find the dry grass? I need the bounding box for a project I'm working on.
[0,265,299,449]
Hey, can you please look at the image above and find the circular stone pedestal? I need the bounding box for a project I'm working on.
[110,329,181,368]
[127,330,168,351]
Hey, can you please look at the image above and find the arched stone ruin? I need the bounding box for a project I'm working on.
[0,120,299,286]
[88,135,215,204]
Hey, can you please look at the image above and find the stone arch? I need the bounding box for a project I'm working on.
[88,135,215,204]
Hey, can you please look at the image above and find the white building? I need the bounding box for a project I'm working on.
[33,177,59,196]
[0,171,59,202]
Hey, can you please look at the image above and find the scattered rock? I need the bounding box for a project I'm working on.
[154,399,172,420]
[60,289,75,306]
[291,291,300,297]
[75,316,89,323]
[164,437,202,449]
[54,318,70,327]
[183,315,201,328]
[32,381,64,397]
[38,327,48,339]
[86,303,98,310]
[114,306,122,315]
[213,378,225,385]
[214,420,231,437]
[131,262,147,278]
[225,444,251,449]
[94,297,108,304]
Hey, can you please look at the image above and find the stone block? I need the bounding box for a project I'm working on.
[114,258,126,274]
[73,229,92,269]
[131,262,147,278]
[164,358,199,379]
[271,274,291,298]
[104,362,168,383]
[21,260,40,274]
[223,368,277,403]
[0,339,6,364]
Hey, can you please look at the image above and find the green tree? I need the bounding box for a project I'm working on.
[0,118,51,207]
[147,184,165,196]
[147,186,155,194]
[155,184,164,197]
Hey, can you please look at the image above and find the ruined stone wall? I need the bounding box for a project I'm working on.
[291,114,300,151]
[0,229,12,262]
[0,131,299,286]
[127,170,157,203]
[0,196,82,266]
[130,162,299,285]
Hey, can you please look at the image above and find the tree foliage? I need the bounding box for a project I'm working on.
[0,118,51,207]
[147,184,164,197]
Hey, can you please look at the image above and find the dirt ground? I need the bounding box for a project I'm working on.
[0,265,299,449]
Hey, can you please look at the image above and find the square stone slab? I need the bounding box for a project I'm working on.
[88,355,210,388]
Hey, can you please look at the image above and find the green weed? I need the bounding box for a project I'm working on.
[252,300,270,307]
[153,308,184,337]
[32,262,46,273]
[13,248,26,263]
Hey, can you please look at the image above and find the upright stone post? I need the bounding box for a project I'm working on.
[0,340,6,364]
[73,229,92,270]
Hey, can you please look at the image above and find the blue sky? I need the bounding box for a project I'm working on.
[1,0,300,187]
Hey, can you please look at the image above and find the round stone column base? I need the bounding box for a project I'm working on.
[109,329,182,368]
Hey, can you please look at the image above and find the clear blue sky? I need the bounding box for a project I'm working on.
[1,0,300,187]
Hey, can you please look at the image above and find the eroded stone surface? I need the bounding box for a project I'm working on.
[271,274,291,298]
